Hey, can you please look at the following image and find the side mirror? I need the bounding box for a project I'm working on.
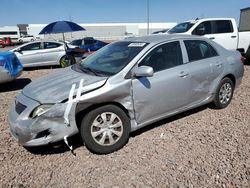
[133,66,154,77]
[14,48,22,53]
[196,26,205,35]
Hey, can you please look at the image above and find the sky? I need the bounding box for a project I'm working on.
[0,0,249,26]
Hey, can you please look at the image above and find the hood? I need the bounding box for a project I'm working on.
[22,66,107,103]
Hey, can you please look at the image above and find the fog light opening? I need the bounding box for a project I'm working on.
[35,129,51,139]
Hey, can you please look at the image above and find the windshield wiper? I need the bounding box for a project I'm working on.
[81,65,109,76]
[82,66,98,76]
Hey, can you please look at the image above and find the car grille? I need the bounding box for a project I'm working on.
[15,102,26,114]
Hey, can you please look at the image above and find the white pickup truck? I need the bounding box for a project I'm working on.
[167,18,250,61]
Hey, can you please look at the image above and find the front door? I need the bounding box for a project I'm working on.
[131,41,191,124]
[17,42,42,66]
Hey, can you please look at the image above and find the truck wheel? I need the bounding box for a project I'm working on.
[212,77,234,109]
[80,105,130,154]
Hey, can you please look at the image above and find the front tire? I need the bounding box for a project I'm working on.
[80,105,130,154]
[213,77,234,109]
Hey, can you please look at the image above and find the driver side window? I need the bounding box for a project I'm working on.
[20,42,41,51]
[192,21,212,35]
[139,41,183,72]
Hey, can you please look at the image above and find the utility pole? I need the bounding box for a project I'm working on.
[147,0,150,34]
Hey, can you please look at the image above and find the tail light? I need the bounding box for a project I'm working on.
[240,56,246,64]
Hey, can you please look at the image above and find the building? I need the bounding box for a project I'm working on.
[1,22,177,41]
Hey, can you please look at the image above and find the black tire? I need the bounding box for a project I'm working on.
[19,39,23,44]
[80,105,130,154]
[60,55,75,68]
[213,77,234,109]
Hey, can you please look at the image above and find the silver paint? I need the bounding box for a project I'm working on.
[8,34,244,147]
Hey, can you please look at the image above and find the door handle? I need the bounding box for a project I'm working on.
[209,37,215,40]
[179,71,189,78]
[215,62,222,67]
[231,36,237,38]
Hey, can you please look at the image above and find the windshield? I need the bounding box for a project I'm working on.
[80,41,148,76]
[168,22,195,33]
[70,39,82,46]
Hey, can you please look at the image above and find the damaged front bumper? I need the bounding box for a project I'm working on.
[8,93,78,146]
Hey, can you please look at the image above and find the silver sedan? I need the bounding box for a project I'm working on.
[8,34,244,154]
[11,41,76,67]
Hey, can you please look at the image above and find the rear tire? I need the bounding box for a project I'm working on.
[60,55,76,68]
[213,77,234,109]
[80,105,130,154]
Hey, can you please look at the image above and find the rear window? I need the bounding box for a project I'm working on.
[184,40,218,62]
[70,39,82,46]
[44,42,61,49]
[213,20,234,33]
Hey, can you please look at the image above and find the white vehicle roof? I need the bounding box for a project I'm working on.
[186,18,235,24]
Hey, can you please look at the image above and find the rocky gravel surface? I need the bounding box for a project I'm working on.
[0,65,250,187]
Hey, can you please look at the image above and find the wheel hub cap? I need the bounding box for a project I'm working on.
[91,112,123,146]
[219,83,232,104]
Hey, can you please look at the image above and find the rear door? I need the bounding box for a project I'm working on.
[132,41,191,124]
[41,42,65,65]
[183,39,223,104]
[192,20,238,50]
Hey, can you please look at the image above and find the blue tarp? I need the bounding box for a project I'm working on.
[0,51,23,78]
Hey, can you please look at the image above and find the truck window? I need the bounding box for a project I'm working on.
[168,22,195,33]
[212,20,234,34]
[192,21,212,35]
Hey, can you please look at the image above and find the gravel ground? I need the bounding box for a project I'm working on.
[0,64,250,187]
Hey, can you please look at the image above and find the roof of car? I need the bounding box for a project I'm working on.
[124,34,203,44]
[184,18,234,24]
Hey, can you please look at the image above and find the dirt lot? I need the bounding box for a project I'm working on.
[0,63,250,187]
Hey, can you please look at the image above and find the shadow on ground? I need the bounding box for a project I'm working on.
[0,78,31,92]
[23,65,60,71]
[131,104,209,138]
[25,134,83,156]
[244,60,250,66]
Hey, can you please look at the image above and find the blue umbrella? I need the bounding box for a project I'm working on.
[39,21,85,40]
[39,21,86,67]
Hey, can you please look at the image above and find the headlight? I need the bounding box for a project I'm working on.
[31,104,54,118]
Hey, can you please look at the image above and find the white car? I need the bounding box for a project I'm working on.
[11,41,77,67]
[17,35,36,43]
